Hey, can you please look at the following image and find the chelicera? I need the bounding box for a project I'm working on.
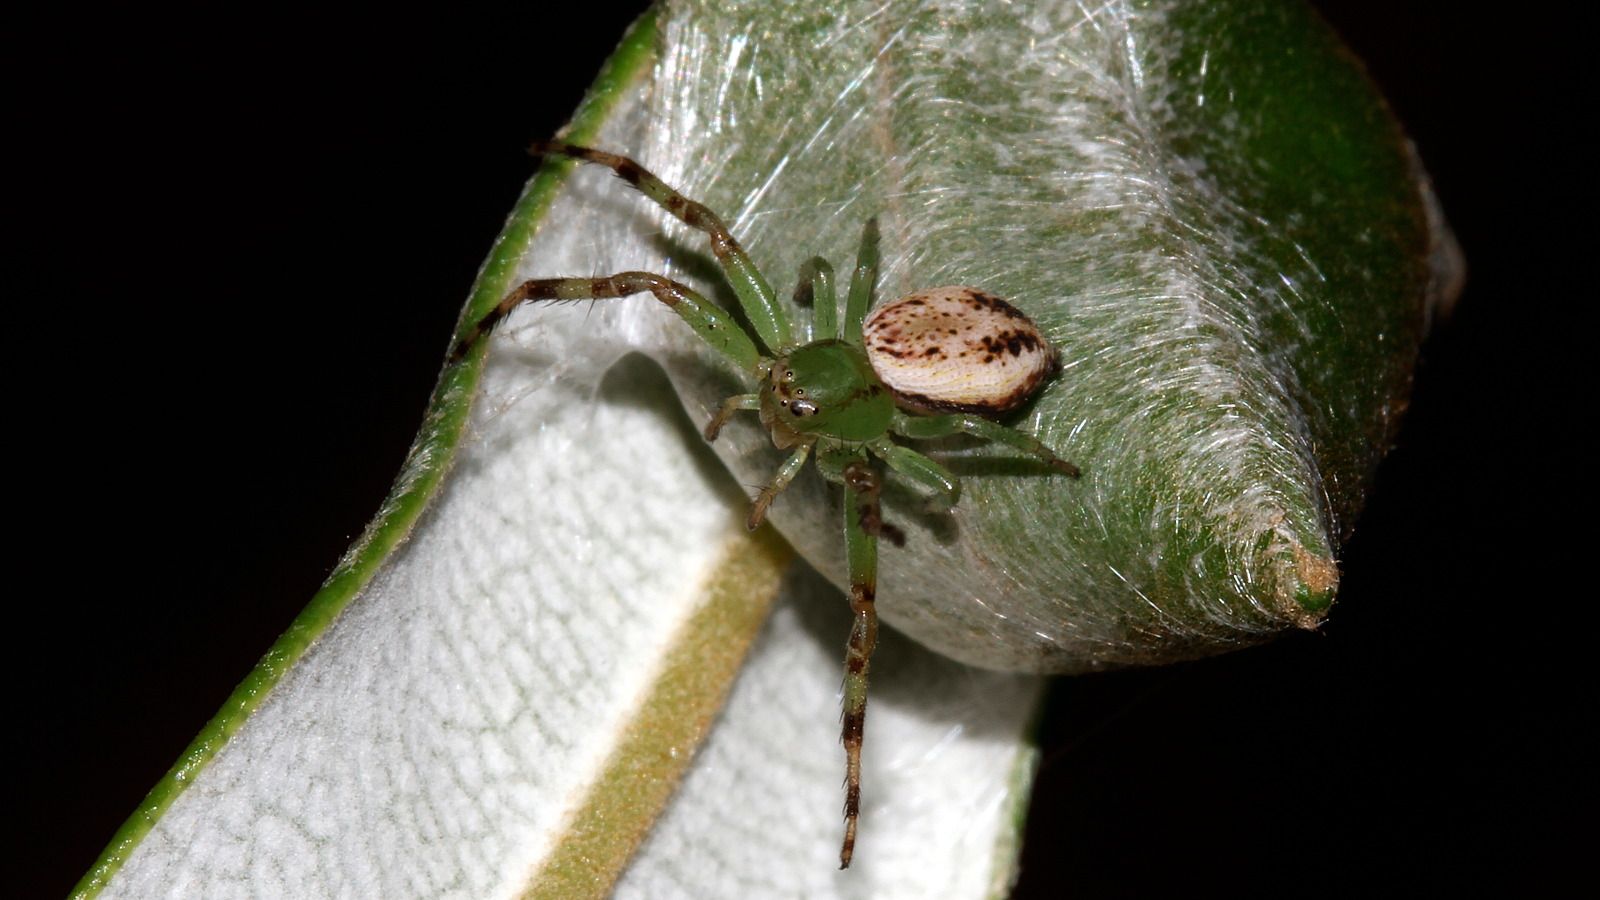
[450,141,1079,868]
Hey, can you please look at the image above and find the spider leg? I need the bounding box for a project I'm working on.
[867,437,961,507]
[842,217,880,344]
[747,442,812,530]
[891,411,1081,477]
[532,141,793,353]
[703,393,760,442]
[793,256,838,342]
[450,272,762,375]
[837,456,886,869]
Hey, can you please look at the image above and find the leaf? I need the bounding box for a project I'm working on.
[80,1,1452,897]
[648,0,1448,672]
[79,9,1043,899]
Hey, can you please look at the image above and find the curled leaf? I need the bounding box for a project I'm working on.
[646,0,1450,672]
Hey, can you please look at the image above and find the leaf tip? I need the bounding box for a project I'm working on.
[1280,543,1339,627]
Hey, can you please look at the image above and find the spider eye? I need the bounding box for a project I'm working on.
[790,399,819,417]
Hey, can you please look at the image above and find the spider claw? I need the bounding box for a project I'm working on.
[746,493,773,531]
[880,522,907,548]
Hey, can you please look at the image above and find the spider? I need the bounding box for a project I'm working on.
[449,141,1080,868]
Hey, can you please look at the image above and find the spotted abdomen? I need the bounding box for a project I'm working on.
[863,286,1057,416]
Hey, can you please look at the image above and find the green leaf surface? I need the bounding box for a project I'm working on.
[80,1,1450,897]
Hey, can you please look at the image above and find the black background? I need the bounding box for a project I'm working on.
[18,2,1583,896]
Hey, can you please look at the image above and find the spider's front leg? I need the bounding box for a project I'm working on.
[449,272,762,376]
[531,141,794,353]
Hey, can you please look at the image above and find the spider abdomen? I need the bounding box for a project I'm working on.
[863,286,1057,416]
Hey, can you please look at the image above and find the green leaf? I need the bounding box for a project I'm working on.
[80,2,1453,897]
[650,0,1450,672]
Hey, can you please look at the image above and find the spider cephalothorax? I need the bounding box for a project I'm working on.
[450,141,1079,868]
[761,342,895,446]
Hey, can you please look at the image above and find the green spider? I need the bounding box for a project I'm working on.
[450,141,1079,868]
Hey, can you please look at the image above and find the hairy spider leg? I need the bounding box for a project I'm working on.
[703,393,761,442]
[842,218,880,345]
[836,455,891,869]
[531,141,793,353]
[891,411,1082,477]
[866,437,962,507]
[793,256,838,342]
[450,273,762,375]
[747,443,813,530]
